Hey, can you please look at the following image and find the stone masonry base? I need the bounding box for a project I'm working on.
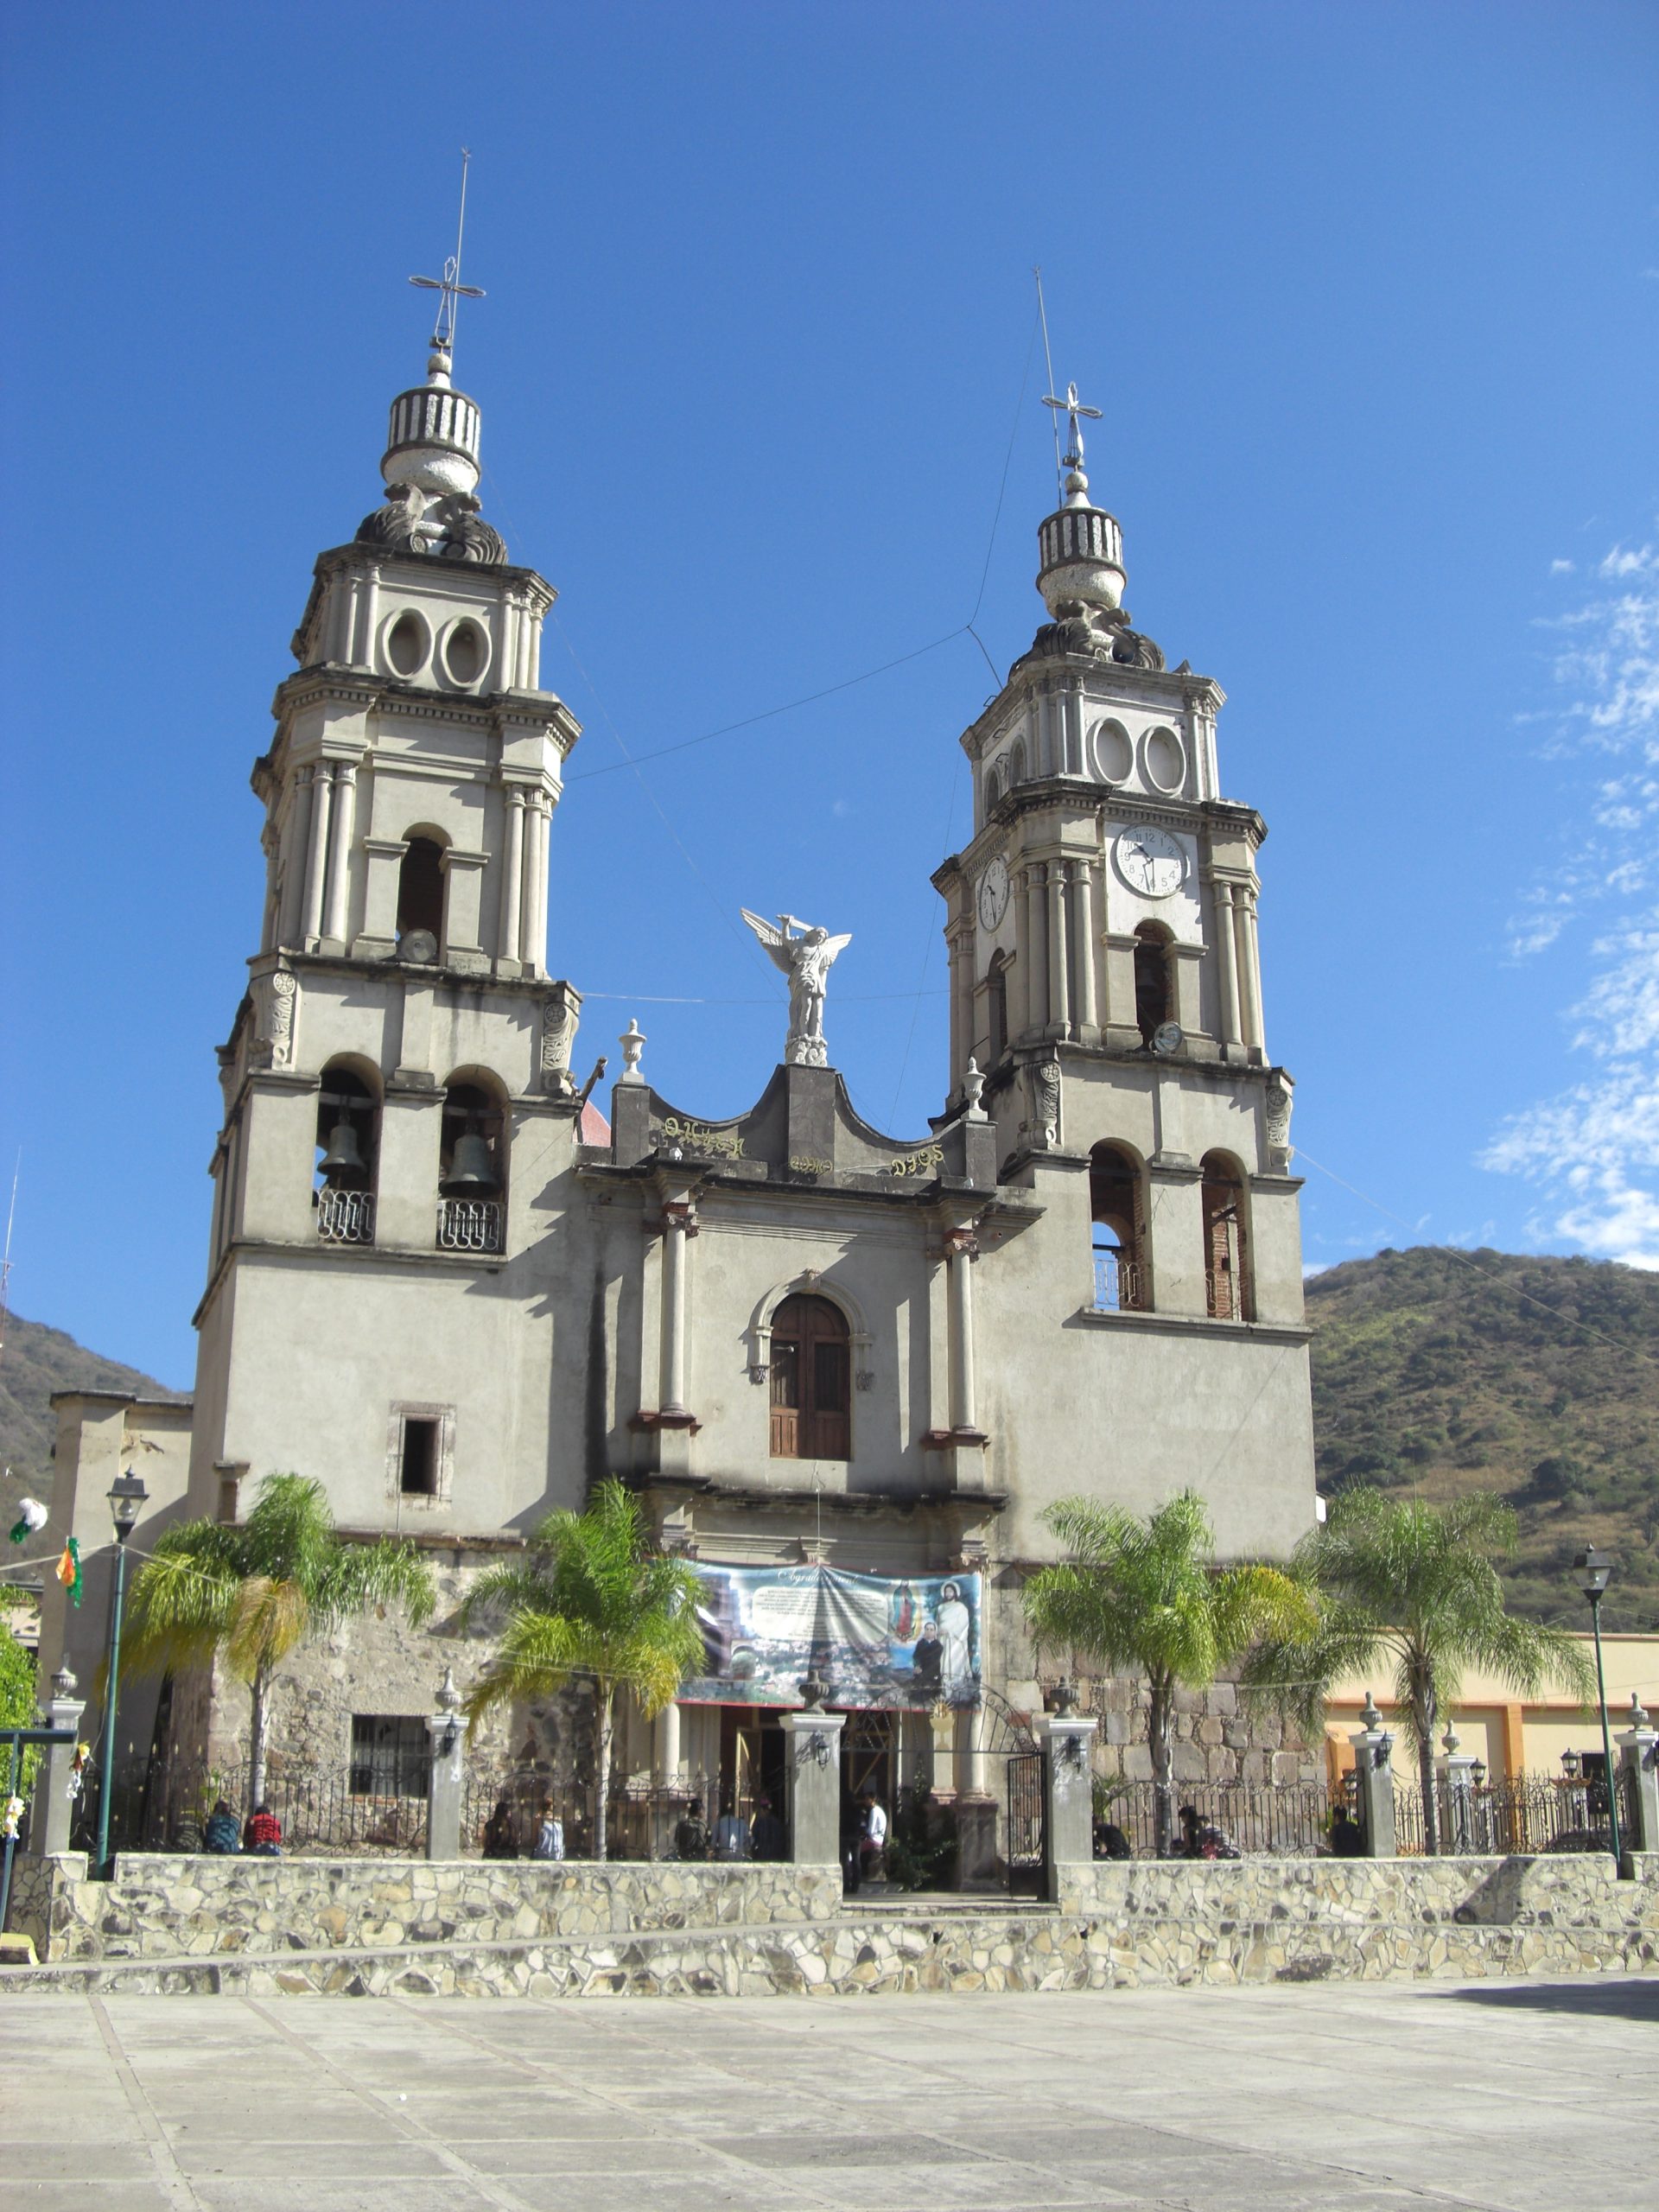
[2,1852,1654,1999]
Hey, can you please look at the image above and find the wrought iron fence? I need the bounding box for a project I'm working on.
[1391,1772,1630,1858]
[1006,1751,1044,1893]
[315,1189,375,1244]
[437,1198,504,1254]
[1105,1779,1333,1859]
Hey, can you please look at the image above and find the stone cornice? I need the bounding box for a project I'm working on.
[1071,1306,1312,1347]
[958,656,1227,760]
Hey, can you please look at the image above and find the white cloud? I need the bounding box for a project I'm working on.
[1550,557,1576,575]
[1484,535,1659,1266]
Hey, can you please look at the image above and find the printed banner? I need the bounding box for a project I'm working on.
[681,1564,982,1710]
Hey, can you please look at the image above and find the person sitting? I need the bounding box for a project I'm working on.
[749,1793,786,1862]
[202,1799,241,1854]
[672,1805,709,1860]
[243,1802,283,1856]
[481,1796,518,1859]
[1093,1817,1132,1861]
[1177,1803,1240,1861]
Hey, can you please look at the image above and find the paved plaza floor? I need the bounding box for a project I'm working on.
[3,1977,1655,2212]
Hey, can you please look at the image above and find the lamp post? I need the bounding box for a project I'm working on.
[93,1471,148,1878]
[1573,1546,1622,1868]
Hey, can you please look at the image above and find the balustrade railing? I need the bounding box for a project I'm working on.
[1205,1267,1253,1321]
[315,1188,375,1244]
[1091,1252,1147,1313]
[1391,1772,1627,1857]
[437,1197,505,1254]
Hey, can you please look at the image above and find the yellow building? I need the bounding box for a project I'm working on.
[1323,1631,1659,1784]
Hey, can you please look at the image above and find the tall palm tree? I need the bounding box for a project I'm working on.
[1242,1489,1594,1853]
[123,1473,435,1807]
[459,1478,706,1860]
[1024,1490,1315,1856]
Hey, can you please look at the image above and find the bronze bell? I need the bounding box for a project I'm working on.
[445,1128,499,1193]
[318,1116,365,1179]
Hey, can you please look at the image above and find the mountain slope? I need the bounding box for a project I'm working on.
[0,1313,181,1523]
[1305,1247,1659,1631]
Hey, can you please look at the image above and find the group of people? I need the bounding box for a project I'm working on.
[482,1796,565,1860]
[201,1799,282,1856]
[671,1793,786,1861]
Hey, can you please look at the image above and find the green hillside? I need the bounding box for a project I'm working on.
[1306,1247,1659,1632]
[0,1312,181,1527]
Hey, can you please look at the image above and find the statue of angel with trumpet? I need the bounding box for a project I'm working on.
[740,910,852,1067]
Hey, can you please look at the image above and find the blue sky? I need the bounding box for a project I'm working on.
[4,3,1656,1390]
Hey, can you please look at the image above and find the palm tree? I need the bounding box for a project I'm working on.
[123,1473,435,1808]
[459,1478,706,1860]
[1242,1489,1595,1853]
[1023,1490,1315,1856]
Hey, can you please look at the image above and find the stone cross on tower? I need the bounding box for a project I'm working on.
[1042,379,1103,470]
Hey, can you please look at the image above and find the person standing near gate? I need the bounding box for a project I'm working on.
[859,1788,887,1878]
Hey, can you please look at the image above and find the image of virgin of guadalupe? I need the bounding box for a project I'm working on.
[888,1581,918,1642]
[936,1581,974,1699]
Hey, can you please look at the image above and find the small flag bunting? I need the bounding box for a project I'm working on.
[56,1537,82,1608]
[9,1497,48,1544]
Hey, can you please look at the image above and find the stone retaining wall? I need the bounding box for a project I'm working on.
[11,1853,840,1965]
[5,1851,1654,1999]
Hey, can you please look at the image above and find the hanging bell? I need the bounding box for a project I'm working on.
[318,1116,365,1179]
[445,1129,499,1193]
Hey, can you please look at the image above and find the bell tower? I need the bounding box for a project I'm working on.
[933,385,1299,1328]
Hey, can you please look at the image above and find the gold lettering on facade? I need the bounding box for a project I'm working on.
[885,1145,944,1179]
[659,1115,745,1160]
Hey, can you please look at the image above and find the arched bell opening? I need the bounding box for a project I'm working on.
[1200,1151,1254,1321]
[437,1076,506,1255]
[315,1062,379,1246]
[1133,922,1174,1048]
[397,829,448,961]
[1089,1141,1147,1313]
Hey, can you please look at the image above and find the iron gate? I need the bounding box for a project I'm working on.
[1006,1751,1045,1895]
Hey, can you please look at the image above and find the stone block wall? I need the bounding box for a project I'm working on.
[16,1853,842,1966]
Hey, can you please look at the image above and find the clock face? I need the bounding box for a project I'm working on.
[1115,825,1186,899]
[977,855,1010,931]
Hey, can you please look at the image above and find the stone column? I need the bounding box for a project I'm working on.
[1033,1703,1097,1903]
[1071,859,1099,1036]
[321,762,356,948]
[1046,860,1069,1033]
[1234,888,1262,1052]
[654,1700,683,1790]
[1437,1723,1479,1855]
[280,767,315,946]
[779,1707,846,1866]
[497,787,525,969]
[301,763,334,947]
[944,1224,981,1435]
[1211,878,1243,1051]
[1350,1693,1397,1858]
[659,1197,697,1416]
[953,1707,997,1887]
[1019,864,1046,1040]
[519,795,550,976]
[945,919,973,1088]
[32,1669,86,1860]
[1240,887,1266,1056]
[425,1672,465,1862]
[1617,1695,1659,1858]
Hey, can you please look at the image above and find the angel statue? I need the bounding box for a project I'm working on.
[740,910,852,1068]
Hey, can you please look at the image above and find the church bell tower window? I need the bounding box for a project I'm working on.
[315,1064,378,1245]
[1200,1153,1254,1322]
[1089,1142,1148,1313]
[768,1294,851,1461]
[437,1076,506,1254]
[397,833,448,956]
[1133,923,1173,1047]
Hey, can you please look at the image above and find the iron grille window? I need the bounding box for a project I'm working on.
[349,1715,429,1798]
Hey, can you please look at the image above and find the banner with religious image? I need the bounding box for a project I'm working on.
[680,1564,982,1710]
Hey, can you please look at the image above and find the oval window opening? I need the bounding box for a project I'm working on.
[1142,727,1185,794]
[445,622,485,686]
[1091,721,1134,784]
[386,611,427,678]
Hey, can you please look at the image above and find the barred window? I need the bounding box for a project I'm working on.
[349,1714,428,1797]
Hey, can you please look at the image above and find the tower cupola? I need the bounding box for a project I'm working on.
[1035,381,1125,619]
[381,343,482,499]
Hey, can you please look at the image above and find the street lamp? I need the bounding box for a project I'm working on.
[1572,1546,1622,1867]
[93,1471,148,1877]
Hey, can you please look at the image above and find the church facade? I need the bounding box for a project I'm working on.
[43,330,1319,1844]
